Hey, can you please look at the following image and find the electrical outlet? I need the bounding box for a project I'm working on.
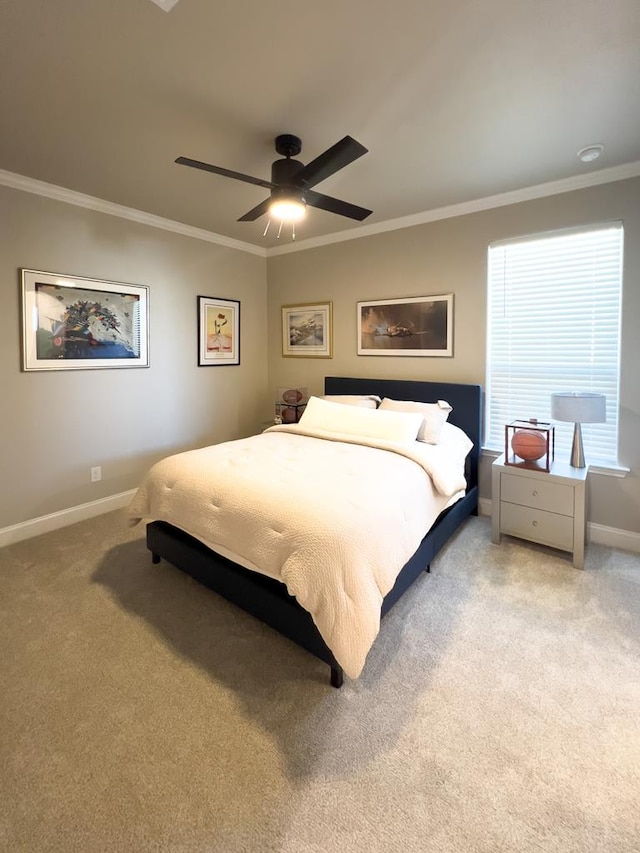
[90,466,102,483]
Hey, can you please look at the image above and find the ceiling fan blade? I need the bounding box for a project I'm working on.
[237,197,272,221]
[305,189,372,221]
[175,156,275,190]
[294,136,368,190]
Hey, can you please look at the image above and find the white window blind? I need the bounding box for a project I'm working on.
[486,223,623,465]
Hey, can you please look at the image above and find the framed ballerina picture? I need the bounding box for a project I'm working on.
[198,296,240,366]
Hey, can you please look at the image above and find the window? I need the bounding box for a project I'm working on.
[486,223,623,466]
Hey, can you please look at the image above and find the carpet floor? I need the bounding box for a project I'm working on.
[0,510,638,852]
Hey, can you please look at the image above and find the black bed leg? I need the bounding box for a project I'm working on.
[151,552,160,564]
[425,564,431,573]
[330,665,344,689]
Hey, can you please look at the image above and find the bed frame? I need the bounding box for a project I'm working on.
[146,377,482,687]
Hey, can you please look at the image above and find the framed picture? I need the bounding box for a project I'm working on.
[198,295,240,366]
[21,269,149,371]
[282,302,333,358]
[357,294,453,357]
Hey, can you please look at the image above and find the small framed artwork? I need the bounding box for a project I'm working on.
[282,302,333,358]
[21,269,149,371]
[198,295,240,366]
[357,294,453,357]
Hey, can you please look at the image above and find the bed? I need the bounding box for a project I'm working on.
[133,376,482,687]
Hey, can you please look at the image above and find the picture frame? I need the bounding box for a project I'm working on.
[21,269,149,371]
[357,294,453,357]
[198,295,240,366]
[281,301,333,358]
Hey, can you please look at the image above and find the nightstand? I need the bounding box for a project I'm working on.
[491,454,588,569]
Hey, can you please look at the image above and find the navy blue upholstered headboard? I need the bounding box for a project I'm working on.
[324,377,482,492]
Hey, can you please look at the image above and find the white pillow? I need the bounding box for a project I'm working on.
[439,422,473,457]
[378,397,452,444]
[321,394,381,409]
[299,396,423,443]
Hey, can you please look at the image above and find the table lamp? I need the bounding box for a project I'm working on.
[550,392,606,468]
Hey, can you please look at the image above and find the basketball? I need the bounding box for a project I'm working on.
[282,406,297,423]
[511,429,547,462]
[281,388,303,404]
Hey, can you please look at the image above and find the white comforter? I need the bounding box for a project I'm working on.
[128,424,468,679]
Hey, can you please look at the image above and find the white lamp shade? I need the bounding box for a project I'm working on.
[551,392,606,424]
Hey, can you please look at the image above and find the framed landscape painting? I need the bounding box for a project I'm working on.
[357,294,453,357]
[198,295,240,366]
[21,269,149,371]
[282,302,332,358]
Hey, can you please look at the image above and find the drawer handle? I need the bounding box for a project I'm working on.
[532,490,538,497]
[532,520,538,527]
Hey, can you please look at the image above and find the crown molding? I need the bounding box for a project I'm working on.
[149,0,181,10]
[0,169,266,258]
[3,160,639,260]
[267,160,640,256]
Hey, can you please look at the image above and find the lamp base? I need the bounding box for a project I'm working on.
[570,422,585,468]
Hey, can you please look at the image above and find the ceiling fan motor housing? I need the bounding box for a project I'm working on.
[271,157,305,197]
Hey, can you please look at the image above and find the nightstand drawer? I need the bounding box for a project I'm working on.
[500,502,574,551]
[501,473,574,516]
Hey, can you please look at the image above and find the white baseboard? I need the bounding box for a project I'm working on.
[3,491,640,556]
[0,490,137,549]
[478,497,492,517]
[476,498,640,554]
[587,522,640,553]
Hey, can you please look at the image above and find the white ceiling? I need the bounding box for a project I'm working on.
[1,0,639,250]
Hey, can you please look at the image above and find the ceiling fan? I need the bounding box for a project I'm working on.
[175,134,373,230]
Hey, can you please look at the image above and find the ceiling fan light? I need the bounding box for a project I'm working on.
[269,199,306,221]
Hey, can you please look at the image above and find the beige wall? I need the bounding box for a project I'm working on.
[3,176,638,537]
[267,177,640,534]
[0,186,268,529]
